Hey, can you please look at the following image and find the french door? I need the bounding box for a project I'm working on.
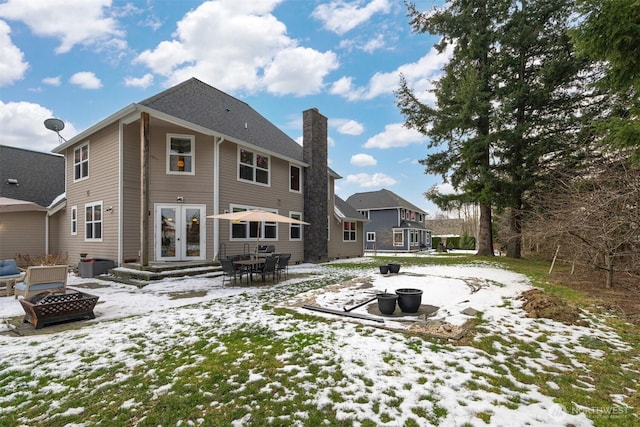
[156,204,206,261]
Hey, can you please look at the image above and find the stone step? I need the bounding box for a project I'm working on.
[90,262,223,287]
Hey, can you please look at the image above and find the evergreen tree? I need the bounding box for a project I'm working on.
[572,0,640,163]
[397,0,590,258]
[493,0,592,258]
[397,0,510,257]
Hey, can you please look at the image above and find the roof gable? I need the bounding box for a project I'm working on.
[139,78,304,162]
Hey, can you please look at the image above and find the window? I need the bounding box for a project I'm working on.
[366,232,376,242]
[290,164,301,192]
[393,230,404,247]
[359,210,369,220]
[239,148,269,185]
[343,221,356,241]
[74,144,89,181]
[289,212,303,240]
[230,206,277,240]
[85,202,102,241]
[71,206,77,235]
[167,134,194,174]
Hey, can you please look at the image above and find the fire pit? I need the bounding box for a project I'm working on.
[19,289,99,329]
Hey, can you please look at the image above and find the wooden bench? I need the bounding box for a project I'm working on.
[14,265,68,299]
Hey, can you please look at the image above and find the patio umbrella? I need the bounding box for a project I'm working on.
[207,209,309,253]
[0,197,47,213]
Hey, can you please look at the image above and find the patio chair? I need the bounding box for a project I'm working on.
[276,253,291,280]
[220,258,242,287]
[259,256,278,284]
[257,245,276,257]
[0,259,24,297]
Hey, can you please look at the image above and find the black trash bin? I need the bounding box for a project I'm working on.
[78,259,115,278]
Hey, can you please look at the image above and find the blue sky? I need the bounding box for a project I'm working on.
[0,0,453,216]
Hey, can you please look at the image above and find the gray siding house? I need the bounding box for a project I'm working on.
[346,188,431,253]
[49,78,365,266]
[0,146,64,261]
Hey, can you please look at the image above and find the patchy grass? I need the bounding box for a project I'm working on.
[1,256,639,426]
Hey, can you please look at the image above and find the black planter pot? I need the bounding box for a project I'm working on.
[376,293,398,315]
[395,288,423,313]
[379,265,389,274]
[388,263,401,274]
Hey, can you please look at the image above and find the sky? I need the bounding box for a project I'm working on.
[0,0,454,216]
[0,257,614,425]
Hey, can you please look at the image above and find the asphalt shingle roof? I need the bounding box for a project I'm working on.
[346,188,425,214]
[0,145,64,207]
[334,195,367,222]
[139,78,304,162]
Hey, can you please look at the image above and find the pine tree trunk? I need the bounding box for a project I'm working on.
[475,203,494,256]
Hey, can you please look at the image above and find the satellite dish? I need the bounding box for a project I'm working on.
[44,118,65,132]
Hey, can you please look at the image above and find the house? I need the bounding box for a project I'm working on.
[329,195,369,259]
[48,77,365,266]
[346,188,431,253]
[0,145,64,261]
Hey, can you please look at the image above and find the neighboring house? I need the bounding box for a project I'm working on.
[346,188,431,253]
[424,218,466,240]
[0,146,64,261]
[48,78,365,266]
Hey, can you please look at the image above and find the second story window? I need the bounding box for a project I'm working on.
[74,143,89,181]
[290,164,301,192]
[167,134,195,174]
[239,148,269,185]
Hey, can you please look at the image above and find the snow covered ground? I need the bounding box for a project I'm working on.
[0,258,633,426]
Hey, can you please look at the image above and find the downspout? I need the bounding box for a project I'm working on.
[117,120,123,265]
[213,136,225,260]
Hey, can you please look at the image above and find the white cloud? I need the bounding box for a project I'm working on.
[334,119,364,135]
[350,153,377,167]
[69,72,102,89]
[263,47,338,95]
[124,73,154,88]
[134,0,337,95]
[333,44,452,102]
[42,76,61,86]
[363,122,426,149]
[345,172,396,187]
[0,20,28,86]
[312,0,391,35]
[0,100,77,152]
[0,0,125,54]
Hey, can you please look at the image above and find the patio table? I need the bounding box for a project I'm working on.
[233,259,266,285]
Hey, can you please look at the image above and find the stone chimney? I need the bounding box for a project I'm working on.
[303,108,328,262]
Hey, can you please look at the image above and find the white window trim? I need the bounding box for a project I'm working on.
[166,133,195,175]
[71,205,77,235]
[393,230,404,247]
[84,201,103,242]
[237,147,270,187]
[228,204,278,241]
[73,143,90,183]
[289,211,303,241]
[343,221,357,242]
[366,231,375,242]
[289,164,302,193]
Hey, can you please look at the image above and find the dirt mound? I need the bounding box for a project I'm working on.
[518,289,587,326]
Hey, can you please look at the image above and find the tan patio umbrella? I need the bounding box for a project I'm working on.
[0,197,47,213]
[207,209,309,253]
